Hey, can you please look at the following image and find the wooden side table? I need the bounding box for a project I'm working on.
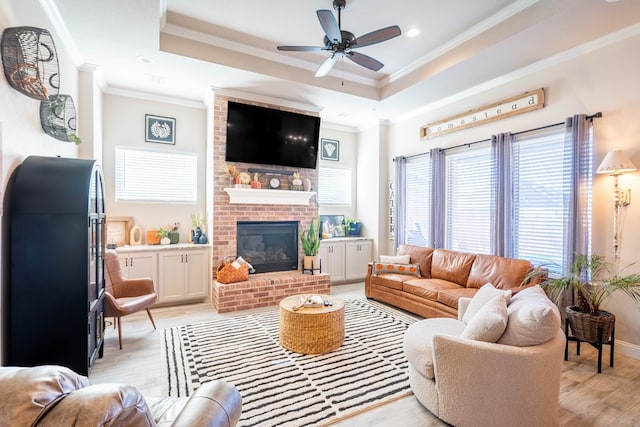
[564,317,615,374]
[279,295,344,354]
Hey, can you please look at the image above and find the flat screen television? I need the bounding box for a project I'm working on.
[225,101,320,169]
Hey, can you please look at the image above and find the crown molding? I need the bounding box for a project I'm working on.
[104,86,207,109]
[212,87,323,114]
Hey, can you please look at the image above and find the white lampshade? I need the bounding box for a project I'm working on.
[596,149,637,175]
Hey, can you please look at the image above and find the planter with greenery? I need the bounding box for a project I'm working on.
[301,216,321,270]
[541,253,640,342]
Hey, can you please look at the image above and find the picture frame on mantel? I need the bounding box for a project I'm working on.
[145,114,176,144]
[321,138,339,161]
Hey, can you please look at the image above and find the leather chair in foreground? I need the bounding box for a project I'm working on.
[0,365,242,426]
[104,249,158,349]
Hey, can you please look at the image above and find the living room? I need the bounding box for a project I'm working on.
[1,0,640,425]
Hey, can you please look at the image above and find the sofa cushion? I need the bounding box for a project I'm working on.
[404,318,465,379]
[379,254,411,264]
[0,365,89,426]
[373,262,420,277]
[430,249,476,285]
[461,283,511,325]
[437,287,478,310]
[497,285,561,347]
[397,245,435,279]
[467,254,533,290]
[370,273,416,290]
[403,278,462,302]
[461,295,509,342]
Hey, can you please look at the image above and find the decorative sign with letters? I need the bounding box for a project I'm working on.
[420,88,545,139]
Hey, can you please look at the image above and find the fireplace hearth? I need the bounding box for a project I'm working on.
[237,221,299,273]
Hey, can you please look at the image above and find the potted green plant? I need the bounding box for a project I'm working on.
[345,217,362,236]
[301,216,321,270]
[541,253,640,343]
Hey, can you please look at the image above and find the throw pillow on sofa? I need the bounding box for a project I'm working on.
[497,285,561,347]
[462,283,511,325]
[461,294,509,342]
[373,262,420,276]
[379,254,411,264]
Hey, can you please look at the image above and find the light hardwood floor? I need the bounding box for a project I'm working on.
[90,282,640,426]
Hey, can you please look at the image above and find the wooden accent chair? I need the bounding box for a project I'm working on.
[104,250,157,349]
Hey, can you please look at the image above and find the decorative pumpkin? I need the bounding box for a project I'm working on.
[250,173,261,189]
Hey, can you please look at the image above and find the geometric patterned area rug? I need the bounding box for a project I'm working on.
[161,298,418,427]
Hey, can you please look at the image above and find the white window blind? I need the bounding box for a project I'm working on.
[318,167,352,205]
[445,144,494,253]
[115,146,197,203]
[511,127,585,272]
[405,154,431,246]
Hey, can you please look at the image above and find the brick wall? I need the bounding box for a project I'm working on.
[212,94,319,273]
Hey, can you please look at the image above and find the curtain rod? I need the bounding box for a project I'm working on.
[438,112,603,153]
[394,112,602,160]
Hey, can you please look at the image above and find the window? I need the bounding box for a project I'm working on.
[115,146,197,203]
[318,166,352,205]
[444,143,494,254]
[405,154,431,246]
[511,127,592,272]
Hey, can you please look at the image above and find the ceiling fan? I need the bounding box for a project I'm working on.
[277,0,401,77]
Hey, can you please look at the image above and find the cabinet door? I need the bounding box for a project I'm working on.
[345,240,373,281]
[158,252,186,303]
[184,250,209,299]
[320,241,345,282]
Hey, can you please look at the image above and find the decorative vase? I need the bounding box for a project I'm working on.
[348,221,362,236]
[160,237,170,245]
[198,233,208,244]
[147,229,161,245]
[192,227,202,244]
[168,230,179,244]
[303,178,311,191]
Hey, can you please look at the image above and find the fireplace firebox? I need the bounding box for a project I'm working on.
[237,221,299,273]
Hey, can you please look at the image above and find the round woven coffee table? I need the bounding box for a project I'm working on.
[279,294,345,354]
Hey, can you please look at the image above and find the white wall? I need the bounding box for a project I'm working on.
[0,0,84,364]
[102,92,208,242]
[375,29,640,351]
[317,126,358,221]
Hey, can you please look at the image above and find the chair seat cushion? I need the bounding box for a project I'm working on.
[116,294,157,313]
[403,318,465,379]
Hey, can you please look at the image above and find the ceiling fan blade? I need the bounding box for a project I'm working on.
[277,45,325,52]
[352,25,401,49]
[315,55,338,77]
[317,9,342,44]
[348,51,384,71]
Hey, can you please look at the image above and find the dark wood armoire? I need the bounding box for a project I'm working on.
[4,155,106,375]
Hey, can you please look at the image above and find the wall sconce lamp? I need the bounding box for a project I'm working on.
[596,149,637,261]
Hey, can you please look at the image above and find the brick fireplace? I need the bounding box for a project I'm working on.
[211,94,328,312]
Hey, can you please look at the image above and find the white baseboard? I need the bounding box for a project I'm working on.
[615,339,640,360]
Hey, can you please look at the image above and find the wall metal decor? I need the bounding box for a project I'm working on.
[1,26,60,100]
[39,94,81,144]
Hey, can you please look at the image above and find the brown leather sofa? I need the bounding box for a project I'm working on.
[0,365,242,426]
[365,245,539,319]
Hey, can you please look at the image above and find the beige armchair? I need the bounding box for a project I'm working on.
[104,250,157,349]
[404,293,565,427]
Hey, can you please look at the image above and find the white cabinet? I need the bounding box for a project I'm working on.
[319,240,346,282]
[320,238,372,283]
[158,248,210,304]
[118,252,157,286]
[345,239,373,281]
[117,245,210,305]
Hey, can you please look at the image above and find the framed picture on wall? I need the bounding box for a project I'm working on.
[321,138,339,161]
[145,114,176,144]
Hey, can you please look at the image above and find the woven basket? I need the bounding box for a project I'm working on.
[566,306,615,343]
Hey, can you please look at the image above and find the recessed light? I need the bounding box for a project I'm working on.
[137,55,154,64]
[406,28,420,38]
